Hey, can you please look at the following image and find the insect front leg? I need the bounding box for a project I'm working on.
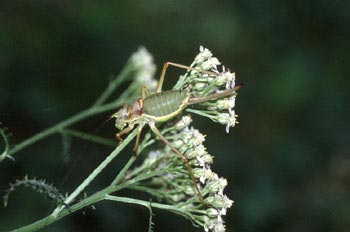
[115,125,134,144]
[132,125,144,158]
[149,124,208,207]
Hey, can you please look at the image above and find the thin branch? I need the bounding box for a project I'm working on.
[52,126,140,216]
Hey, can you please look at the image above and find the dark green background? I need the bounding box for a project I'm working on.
[1,1,349,231]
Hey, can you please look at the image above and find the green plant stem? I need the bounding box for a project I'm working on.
[60,128,115,147]
[12,169,167,232]
[8,100,122,156]
[92,64,136,106]
[112,155,136,185]
[105,195,190,214]
[109,195,200,231]
[185,108,216,120]
[52,126,140,216]
[127,185,167,199]
[111,131,155,186]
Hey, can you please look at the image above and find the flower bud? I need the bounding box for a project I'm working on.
[206,177,228,194]
[174,116,192,130]
[199,58,220,71]
[195,46,213,64]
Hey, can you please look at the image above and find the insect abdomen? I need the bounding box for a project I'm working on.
[142,90,189,120]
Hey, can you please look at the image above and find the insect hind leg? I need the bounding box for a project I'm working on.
[141,86,151,98]
[115,125,133,144]
[156,62,220,93]
[149,124,208,206]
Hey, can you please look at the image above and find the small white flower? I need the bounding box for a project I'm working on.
[206,177,228,195]
[226,110,237,133]
[204,216,215,232]
[185,144,207,159]
[199,168,213,184]
[143,150,161,166]
[216,113,231,125]
[192,82,208,91]
[216,97,236,110]
[172,139,184,149]
[212,70,235,89]
[195,46,213,64]
[214,74,228,87]
[222,71,235,90]
[201,153,214,164]
[190,154,212,167]
[206,194,233,209]
[219,207,227,216]
[191,129,206,145]
[213,220,226,232]
[207,208,220,217]
[174,115,192,130]
[204,217,226,232]
[181,128,205,148]
[193,167,214,184]
[216,113,237,133]
[221,195,234,209]
[196,155,206,167]
[200,57,221,71]
[169,193,186,202]
[184,185,196,195]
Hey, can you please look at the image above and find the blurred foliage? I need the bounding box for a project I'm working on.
[1,0,349,231]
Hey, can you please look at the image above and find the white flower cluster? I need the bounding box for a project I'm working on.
[173,46,240,133]
[128,115,233,232]
[130,46,158,92]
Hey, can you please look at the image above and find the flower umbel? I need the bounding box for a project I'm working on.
[127,115,233,232]
[173,46,240,133]
[130,46,158,92]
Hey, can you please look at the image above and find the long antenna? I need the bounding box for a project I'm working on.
[59,117,112,190]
